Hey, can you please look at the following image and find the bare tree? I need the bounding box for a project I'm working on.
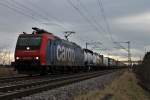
[0,46,11,65]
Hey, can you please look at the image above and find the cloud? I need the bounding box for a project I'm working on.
[0,0,149,62]
[116,12,150,23]
[114,12,150,31]
[100,48,144,61]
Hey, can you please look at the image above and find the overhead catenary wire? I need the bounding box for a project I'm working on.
[67,0,110,50]
[97,0,113,41]
[67,0,114,52]
[13,0,69,30]
[24,0,69,30]
[76,0,115,53]
[66,0,103,35]
[11,0,50,22]
[0,0,68,30]
[25,0,85,41]
[97,0,131,63]
[1,0,127,56]
[76,0,106,33]
[1,0,86,44]
[5,0,104,47]
[4,0,86,43]
[96,0,127,51]
[0,1,41,23]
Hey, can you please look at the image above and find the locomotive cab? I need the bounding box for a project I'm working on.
[15,34,42,60]
[14,27,52,74]
[14,35,42,73]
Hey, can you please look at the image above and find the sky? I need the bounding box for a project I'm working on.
[0,0,150,61]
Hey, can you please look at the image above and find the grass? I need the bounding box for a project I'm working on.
[0,67,17,77]
[75,71,150,100]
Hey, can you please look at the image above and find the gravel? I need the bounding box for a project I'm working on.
[14,70,124,100]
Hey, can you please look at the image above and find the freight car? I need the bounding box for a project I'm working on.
[83,49,104,70]
[13,27,126,75]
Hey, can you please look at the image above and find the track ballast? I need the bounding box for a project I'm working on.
[0,69,119,100]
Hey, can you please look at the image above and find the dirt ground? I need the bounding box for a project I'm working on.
[75,71,150,100]
[0,67,17,77]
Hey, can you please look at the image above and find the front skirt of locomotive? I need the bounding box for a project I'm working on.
[14,60,43,74]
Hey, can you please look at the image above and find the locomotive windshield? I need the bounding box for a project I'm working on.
[16,36,42,50]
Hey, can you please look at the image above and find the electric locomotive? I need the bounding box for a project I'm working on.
[14,27,84,74]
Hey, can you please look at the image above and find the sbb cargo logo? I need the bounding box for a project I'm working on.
[57,45,75,62]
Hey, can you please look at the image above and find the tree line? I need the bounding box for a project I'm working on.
[135,52,150,91]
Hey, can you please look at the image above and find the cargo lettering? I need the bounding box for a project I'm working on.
[57,45,75,62]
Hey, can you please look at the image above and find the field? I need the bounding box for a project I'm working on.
[0,67,17,77]
[75,71,150,100]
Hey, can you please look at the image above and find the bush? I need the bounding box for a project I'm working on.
[136,52,150,90]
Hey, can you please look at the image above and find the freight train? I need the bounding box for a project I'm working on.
[13,27,126,75]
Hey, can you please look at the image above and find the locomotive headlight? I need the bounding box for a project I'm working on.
[35,57,39,60]
[26,47,30,50]
[16,57,19,60]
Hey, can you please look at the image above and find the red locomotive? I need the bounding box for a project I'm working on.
[14,27,84,74]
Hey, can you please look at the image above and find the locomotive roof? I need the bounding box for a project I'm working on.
[32,27,53,35]
[56,38,81,48]
[19,27,82,49]
[19,34,42,37]
[83,49,93,53]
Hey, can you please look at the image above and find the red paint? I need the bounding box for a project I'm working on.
[15,33,56,66]
[40,33,55,65]
[15,50,40,57]
[40,34,47,65]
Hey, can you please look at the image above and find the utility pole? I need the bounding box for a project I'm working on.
[64,31,75,41]
[114,41,132,66]
[86,42,89,49]
[127,41,132,66]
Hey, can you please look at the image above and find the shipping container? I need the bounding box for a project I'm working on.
[46,39,84,67]
[83,49,93,66]
[99,55,104,66]
[93,53,97,65]
[103,57,109,66]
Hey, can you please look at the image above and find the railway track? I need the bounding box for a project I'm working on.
[0,75,27,82]
[0,74,46,88]
[0,73,71,84]
[0,73,71,88]
[0,69,119,100]
[0,75,38,83]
